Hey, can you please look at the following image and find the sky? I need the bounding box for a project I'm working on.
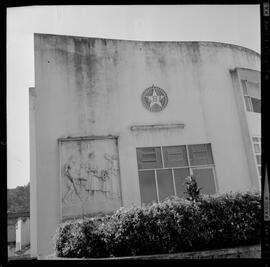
[7,5,260,189]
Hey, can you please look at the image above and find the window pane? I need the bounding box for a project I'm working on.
[141,148,157,162]
[156,169,174,201]
[252,137,259,142]
[258,166,261,176]
[137,147,163,169]
[256,155,261,164]
[138,170,157,204]
[247,81,260,99]
[244,96,251,112]
[241,80,248,95]
[174,168,190,198]
[192,168,216,195]
[163,146,188,167]
[251,98,261,113]
[254,144,261,153]
[188,144,214,166]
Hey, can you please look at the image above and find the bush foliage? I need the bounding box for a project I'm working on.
[54,191,261,258]
[184,175,202,202]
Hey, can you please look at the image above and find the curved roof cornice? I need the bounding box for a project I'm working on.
[34,33,260,57]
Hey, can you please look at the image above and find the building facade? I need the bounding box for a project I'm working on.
[30,33,261,257]
[15,217,30,252]
[7,212,30,257]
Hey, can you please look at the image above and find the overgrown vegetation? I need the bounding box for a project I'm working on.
[54,190,261,258]
[7,182,30,213]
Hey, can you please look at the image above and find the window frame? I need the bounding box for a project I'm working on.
[252,136,261,178]
[241,79,261,114]
[137,143,217,203]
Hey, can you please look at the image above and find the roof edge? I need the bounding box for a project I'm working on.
[34,33,260,57]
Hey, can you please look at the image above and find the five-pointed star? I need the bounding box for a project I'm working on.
[146,89,164,108]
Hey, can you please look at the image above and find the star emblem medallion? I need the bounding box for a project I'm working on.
[142,85,168,112]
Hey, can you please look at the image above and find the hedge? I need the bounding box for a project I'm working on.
[54,191,261,258]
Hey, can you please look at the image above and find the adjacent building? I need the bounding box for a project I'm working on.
[30,33,261,257]
[7,211,30,257]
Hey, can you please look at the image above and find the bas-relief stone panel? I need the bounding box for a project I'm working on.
[59,138,122,219]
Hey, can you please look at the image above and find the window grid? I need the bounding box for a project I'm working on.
[138,144,216,202]
[241,80,261,113]
[252,136,261,178]
[171,167,177,196]
[160,146,165,168]
[185,144,193,176]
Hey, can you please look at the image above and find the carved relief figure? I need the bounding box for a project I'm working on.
[62,148,120,207]
[62,163,81,203]
[85,152,102,194]
[60,139,122,219]
[104,153,120,198]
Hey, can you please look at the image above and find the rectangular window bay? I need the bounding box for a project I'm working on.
[137,143,216,204]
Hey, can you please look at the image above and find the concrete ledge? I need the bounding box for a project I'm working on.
[40,244,260,260]
[130,123,185,131]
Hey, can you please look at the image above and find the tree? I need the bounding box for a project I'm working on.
[7,182,30,213]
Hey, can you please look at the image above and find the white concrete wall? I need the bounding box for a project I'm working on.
[15,218,30,251]
[15,219,21,251]
[33,34,260,256]
[29,87,37,257]
[21,218,30,247]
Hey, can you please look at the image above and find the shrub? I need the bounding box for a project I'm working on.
[54,216,112,258]
[53,191,261,258]
[184,175,202,202]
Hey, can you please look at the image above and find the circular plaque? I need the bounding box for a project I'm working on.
[141,85,168,112]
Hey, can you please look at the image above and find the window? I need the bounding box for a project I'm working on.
[241,80,261,113]
[188,144,213,166]
[137,143,216,204]
[163,145,188,167]
[252,137,261,178]
[137,147,162,169]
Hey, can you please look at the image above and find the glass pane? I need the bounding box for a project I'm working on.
[251,98,261,113]
[138,170,157,204]
[241,80,248,95]
[192,168,216,195]
[142,148,157,162]
[258,166,261,176]
[156,169,174,201]
[254,144,261,153]
[188,144,214,166]
[244,96,251,112]
[163,146,188,167]
[247,81,260,99]
[174,168,190,198]
[252,137,259,142]
[256,155,261,164]
[137,147,163,169]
